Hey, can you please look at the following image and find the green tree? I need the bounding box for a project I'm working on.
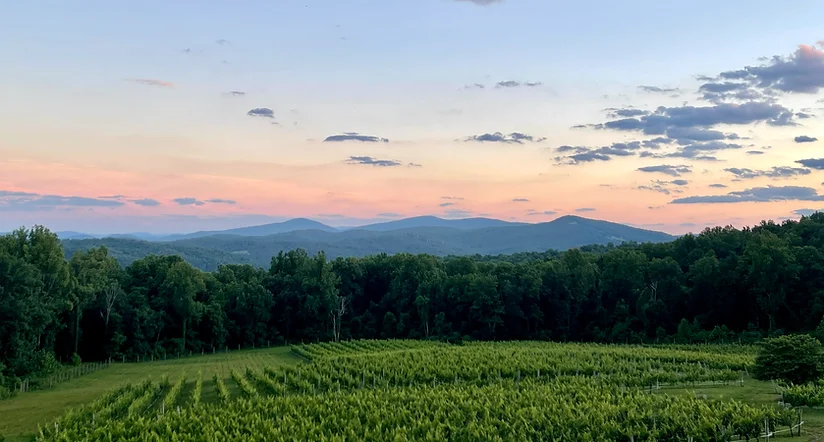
[740,232,798,331]
[68,246,121,355]
[162,261,205,353]
[754,334,824,384]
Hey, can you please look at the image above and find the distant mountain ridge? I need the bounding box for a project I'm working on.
[353,216,523,231]
[60,215,676,271]
[156,218,337,241]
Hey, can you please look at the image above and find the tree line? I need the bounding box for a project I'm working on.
[2,213,824,389]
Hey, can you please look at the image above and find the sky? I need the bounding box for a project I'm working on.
[1,0,824,235]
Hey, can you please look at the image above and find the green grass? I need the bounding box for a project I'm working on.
[0,346,300,440]
[5,344,824,441]
[658,379,824,441]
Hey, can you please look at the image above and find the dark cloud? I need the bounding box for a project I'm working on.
[796,112,814,119]
[794,135,818,143]
[378,212,402,218]
[642,137,674,149]
[227,91,246,96]
[604,108,650,118]
[132,198,160,207]
[637,164,692,177]
[637,179,688,195]
[125,79,174,88]
[345,156,402,167]
[638,85,680,94]
[696,82,769,103]
[527,210,558,216]
[575,208,596,212]
[439,202,456,207]
[206,198,237,205]
[796,158,824,170]
[671,186,824,204]
[599,102,796,135]
[565,152,611,163]
[555,142,642,164]
[512,198,529,202]
[496,80,520,88]
[407,162,423,168]
[724,166,811,179]
[0,191,126,211]
[637,184,672,195]
[324,133,389,143]
[709,183,728,188]
[98,195,124,200]
[793,208,823,216]
[441,196,465,200]
[173,197,205,206]
[747,150,765,155]
[492,80,542,88]
[247,108,274,118]
[465,132,544,144]
[216,39,229,45]
[699,82,749,94]
[715,44,824,94]
[464,83,486,90]
[665,127,730,144]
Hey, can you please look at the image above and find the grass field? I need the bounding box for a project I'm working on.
[0,346,300,440]
[5,341,824,441]
[658,380,824,441]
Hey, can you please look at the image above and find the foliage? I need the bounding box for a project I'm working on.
[35,342,800,442]
[754,334,824,384]
[4,213,824,390]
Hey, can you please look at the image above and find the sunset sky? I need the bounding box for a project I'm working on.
[1,0,823,235]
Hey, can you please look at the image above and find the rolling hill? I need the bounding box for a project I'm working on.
[353,216,523,231]
[155,218,338,241]
[61,215,675,271]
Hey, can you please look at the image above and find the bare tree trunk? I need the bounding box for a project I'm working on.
[330,296,350,342]
[74,306,81,355]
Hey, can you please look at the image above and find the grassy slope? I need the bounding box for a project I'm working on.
[0,347,300,440]
[4,346,823,441]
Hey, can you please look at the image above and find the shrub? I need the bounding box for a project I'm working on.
[754,334,824,384]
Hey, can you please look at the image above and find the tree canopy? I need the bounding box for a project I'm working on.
[754,334,824,384]
[3,213,824,389]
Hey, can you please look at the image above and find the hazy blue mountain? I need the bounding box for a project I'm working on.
[56,231,98,240]
[354,216,524,231]
[62,215,675,271]
[156,218,338,241]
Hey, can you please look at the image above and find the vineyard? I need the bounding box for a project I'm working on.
[29,340,815,441]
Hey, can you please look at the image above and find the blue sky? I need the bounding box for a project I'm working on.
[1,0,823,234]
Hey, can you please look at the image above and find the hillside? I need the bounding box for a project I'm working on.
[354,216,523,231]
[61,238,251,271]
[61,216,674,270]
[156,218,337,241]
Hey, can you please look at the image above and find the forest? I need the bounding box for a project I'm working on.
[2,213,824,391]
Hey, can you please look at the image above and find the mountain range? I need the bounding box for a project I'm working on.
[59,215,675,271]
